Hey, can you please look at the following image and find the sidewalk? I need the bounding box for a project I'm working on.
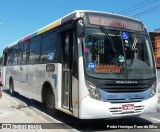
[157,70,160,92]
[158,90,160,110]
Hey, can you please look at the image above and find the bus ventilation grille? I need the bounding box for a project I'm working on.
[109,105,145,115]
[99,84,150,92]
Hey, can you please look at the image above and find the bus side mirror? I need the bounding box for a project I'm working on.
[73,17,85,38]
[77,22,85,38]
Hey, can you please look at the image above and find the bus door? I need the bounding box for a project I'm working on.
[61,30,74,110]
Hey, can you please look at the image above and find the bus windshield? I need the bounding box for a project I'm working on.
[83,28,155,79]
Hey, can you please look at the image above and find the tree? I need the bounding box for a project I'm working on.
[0,56,2,65]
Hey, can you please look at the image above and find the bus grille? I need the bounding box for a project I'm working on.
[109,105,145,115]
[98,84,150,92]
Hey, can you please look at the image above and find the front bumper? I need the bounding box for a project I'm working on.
[79,93,158,119]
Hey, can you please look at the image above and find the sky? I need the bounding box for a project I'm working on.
[0,0,160,56]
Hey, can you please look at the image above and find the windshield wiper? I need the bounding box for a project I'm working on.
[99,26,120,66]
[99,26,117,53]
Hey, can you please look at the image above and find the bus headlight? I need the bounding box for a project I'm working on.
[150,81,157,97]
[86,81,102,100]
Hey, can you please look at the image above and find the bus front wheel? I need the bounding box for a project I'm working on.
[46,88,56,116]
[9,79,15,96]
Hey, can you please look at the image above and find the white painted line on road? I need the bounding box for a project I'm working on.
[150,118,160,122]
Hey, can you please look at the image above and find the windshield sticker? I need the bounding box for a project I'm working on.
[95,64,123,73]
[118,55,125,63]
[125,40,129,44]
[48,52,54,60]
[87,62,96,68]
[122,32,128,40]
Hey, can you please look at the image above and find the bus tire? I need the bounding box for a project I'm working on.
[9,79,15,96]
[46,88,56,116]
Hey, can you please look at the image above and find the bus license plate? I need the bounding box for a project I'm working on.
[122,104,134,111]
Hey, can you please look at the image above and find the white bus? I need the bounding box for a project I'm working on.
[2,10,158,119]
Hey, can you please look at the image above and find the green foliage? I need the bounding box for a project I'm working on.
[0,57,2,65]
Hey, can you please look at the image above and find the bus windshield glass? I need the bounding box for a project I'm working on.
[83,28,155,79]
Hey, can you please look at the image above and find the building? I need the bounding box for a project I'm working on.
[149,32,160,48]
[155,28,160,33]
[149,32,160,69]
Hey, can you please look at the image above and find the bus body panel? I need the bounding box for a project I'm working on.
[57,63,62,109]
[72,76,79,117]
[78,38,90,101]
[5,63,59,102]
[5,66,12,88]
[2,67,6,86]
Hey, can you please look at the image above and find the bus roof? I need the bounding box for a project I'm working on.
[4,10,141,50]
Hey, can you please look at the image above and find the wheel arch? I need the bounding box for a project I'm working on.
[41,81,54,103]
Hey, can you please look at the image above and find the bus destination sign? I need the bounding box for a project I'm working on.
[88,15,143,31]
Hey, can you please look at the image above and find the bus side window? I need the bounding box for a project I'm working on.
[22,41,29,64]
[7,49,13,65]
[41,31,57,62]
[29,36,41,64]
[19,43,23,64]
[13,45,19,65]
[3,53,8,66]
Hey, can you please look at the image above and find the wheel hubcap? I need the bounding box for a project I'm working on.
[47,93,55,109]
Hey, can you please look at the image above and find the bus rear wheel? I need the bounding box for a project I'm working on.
[9,79,15,96]
[46,88,56,116]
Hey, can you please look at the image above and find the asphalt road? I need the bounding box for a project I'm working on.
[0,88,159,132]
